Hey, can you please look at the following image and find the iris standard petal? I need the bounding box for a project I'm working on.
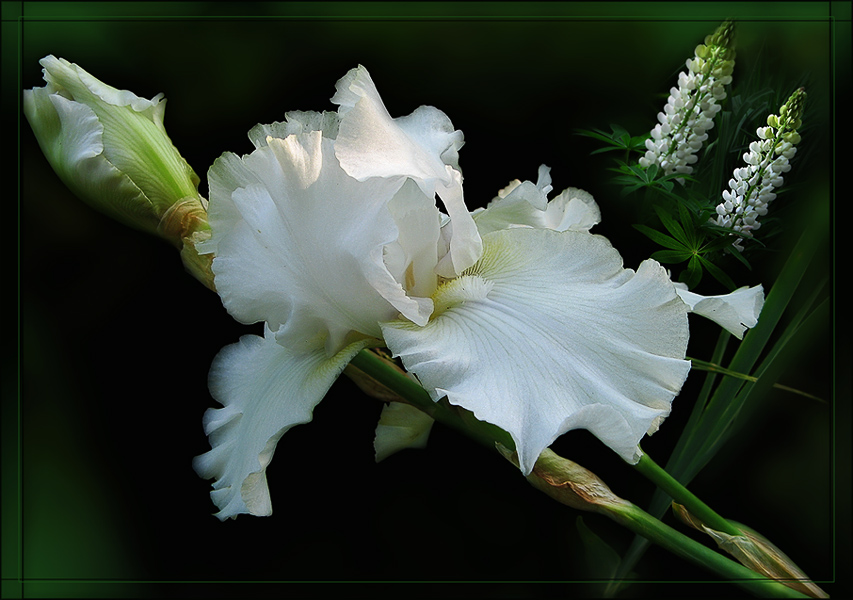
[193,326,370,519]
[542,187,601,232]
[331,65,481,276]
[248,111,340,149]
[331,66,463,184]
[382,228,691,475]
[204,130,435,353]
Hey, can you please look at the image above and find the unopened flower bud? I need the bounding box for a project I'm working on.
[24,55,213,288]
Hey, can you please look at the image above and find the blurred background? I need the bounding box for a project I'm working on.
[8,1,848,598]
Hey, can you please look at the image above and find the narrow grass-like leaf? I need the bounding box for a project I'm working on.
[613,197,826,584]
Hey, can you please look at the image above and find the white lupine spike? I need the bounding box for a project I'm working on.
[639,21,735,179]
[714,90,805,250]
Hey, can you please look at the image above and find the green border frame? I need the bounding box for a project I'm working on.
[6,1,850,598]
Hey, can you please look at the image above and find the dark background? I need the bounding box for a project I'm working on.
[8,2,849,598]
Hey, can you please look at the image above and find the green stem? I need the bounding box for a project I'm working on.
[633,451,742,537]
[602,503,807,598]
[348,349,515,452]
[347,349,808,597]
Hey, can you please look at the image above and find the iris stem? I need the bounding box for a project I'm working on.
[346,348,808,597]
[633,450,743,537]
[602,502,807,598]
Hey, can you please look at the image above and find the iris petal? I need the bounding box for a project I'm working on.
[382,228,691,474]
[193,326,370,519]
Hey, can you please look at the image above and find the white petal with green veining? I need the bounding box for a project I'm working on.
[193,326,370,519]
[382,228,691,474]
[674,283,765,339]
[25,55,199,222]
[23,88,155,229]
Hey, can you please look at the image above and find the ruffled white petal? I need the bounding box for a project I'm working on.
[204,130,435,354]
[473,166,601,235]
[383,178,442,303]
[374,402,435,462]
[193,326,370,519]
[248,111,340,148]
[674,283,765,339]
[331,66,463,183]
[382,228,691,475]
[433,166,483,277]
[543,187,601,232]
[331,65,481,276]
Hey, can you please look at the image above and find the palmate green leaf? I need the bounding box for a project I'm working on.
[653,183,695,205]
[576,125,649,154]
[633,224,689,251]
[590,145,625,155]
[700,229,755,270]
[728,246,753,269]
[680,254,703,288]
[611,174,644,186]
[618,184,646,197]
[575,127,619,145]
[654,205,692,247]
[651,249,692,263]
[676,202,700,246]
[698,254,737,291]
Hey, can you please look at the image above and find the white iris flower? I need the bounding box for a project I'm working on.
[192,66,695,520]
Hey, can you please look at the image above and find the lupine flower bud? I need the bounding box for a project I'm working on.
[639,21,736,179]
[714,88,806,250]
[24,55,213,287]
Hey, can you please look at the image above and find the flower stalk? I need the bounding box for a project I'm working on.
[347,348,813,597]
[633,450,743,537]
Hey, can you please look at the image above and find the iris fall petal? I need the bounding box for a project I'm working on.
[193,326,370,519]
[382,228,691,474]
